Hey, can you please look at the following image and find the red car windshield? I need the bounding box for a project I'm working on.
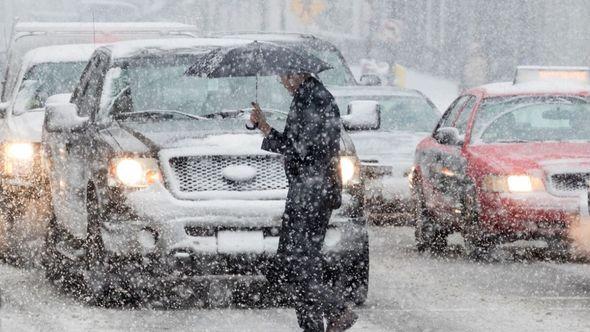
[471,96,590,143]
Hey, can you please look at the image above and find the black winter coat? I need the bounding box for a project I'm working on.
[261,76,342,209]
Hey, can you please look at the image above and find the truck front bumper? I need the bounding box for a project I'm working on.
[99,184,368,275]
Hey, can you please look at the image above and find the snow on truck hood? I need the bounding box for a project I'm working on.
[349,130,427,175]
[468,142,590,174]
[118,120,270,155]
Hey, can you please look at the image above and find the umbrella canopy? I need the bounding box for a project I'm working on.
[184,41,332,78]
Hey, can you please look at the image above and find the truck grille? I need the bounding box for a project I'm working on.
[550,172,590,192]
[169,155,288,192]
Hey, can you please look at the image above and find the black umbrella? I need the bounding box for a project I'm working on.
[184,41,332,101]
[185,40,332,78]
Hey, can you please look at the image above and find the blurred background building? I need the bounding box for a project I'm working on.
[2,0,590,86]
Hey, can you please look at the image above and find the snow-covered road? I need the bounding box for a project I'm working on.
[2,227,590,331]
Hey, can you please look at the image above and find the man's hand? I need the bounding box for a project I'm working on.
[251,102,272,136]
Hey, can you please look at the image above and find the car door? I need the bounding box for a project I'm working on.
[419,95,476,216]
[46,51,110,239]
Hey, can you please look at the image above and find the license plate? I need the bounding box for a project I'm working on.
[217,231,264,254]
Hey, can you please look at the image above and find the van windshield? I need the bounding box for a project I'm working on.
[13,61,86,114]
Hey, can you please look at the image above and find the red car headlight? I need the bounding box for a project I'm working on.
[482,175,545,193]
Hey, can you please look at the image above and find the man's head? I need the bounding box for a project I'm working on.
[280,73,311,95]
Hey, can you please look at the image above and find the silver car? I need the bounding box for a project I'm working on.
[41,38,369,305]
[333,86,441,225]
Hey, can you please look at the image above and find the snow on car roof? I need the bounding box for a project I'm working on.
[472,80,590,96]
[15,22,199,34]
[329,85,422,98]
[104,37,256,59]
[22,43,97,66]
[217,32,317,42]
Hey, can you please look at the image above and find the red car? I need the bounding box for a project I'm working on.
[411,67,590,258]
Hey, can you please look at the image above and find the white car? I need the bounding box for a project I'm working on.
[1,21,199,101]
[0,21,199,226]
[0,44,97,231]
[41,38,369,305]
[333,86,441,224]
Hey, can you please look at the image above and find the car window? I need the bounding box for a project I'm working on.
[454,96,477,135]
[436,95,470,131]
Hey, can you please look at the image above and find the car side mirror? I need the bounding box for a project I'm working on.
[0,102,8,119]
[342,100,381,131]
[45,98,88,133]
[359,74,382,86]
[434,127,463,146]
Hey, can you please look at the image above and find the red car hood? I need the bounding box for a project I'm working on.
[468,142,590,174]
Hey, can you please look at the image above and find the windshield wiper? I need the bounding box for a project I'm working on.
[202,108,288,119]
[115,110,207,121]
[494,139,530,143]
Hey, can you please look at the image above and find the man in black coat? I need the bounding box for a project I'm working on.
[251,74,357,332]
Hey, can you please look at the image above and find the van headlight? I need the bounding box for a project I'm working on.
[340,156,360,186]
[109,157,161,188]
[483,175,544,193]
[4,142,36,176]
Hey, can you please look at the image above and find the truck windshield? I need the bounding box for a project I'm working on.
[336,95,439,132]
[13,61,86,114]
[473,96,590,143]
[106,54,296,121]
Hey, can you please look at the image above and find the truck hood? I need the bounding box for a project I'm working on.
[115,120,268,155]
[468,142,590,174]
[349,130,428,176]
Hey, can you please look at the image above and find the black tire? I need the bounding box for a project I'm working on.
[82,184,116,305]
[460,190,494,261]
[414,198,448,254]
[546,236,572,261]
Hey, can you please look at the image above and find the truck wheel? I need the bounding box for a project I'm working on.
[82,184,115,305]
[42,213,68,282]
[414,198,448,253]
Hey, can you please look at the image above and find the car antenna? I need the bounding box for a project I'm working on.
[92,11,96,46]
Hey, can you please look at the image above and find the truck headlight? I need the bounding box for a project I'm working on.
[340,156,360,186]
[483,175,544,193]
[4,143,36,176]
[109,157,161,188]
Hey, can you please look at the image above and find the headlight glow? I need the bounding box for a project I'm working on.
[483,174,544,193]
[110,157,161,188]
[507,175,533,192]
[5,143,34,160]
[340,156,360,186]
[3,143,36,177]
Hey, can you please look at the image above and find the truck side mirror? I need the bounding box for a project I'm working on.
[45,95,88,132]
[342,100,381,131]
